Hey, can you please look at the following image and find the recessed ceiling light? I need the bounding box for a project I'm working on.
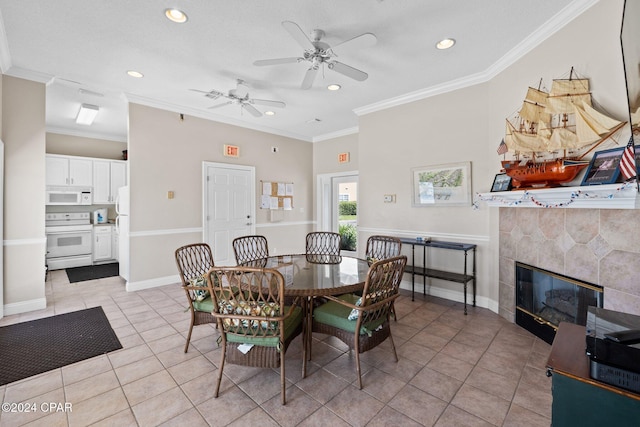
[165,8,188,23]
[127,70,144,78]
[265,111,275,116]
[327,84,341,91]
[436,38,456,50]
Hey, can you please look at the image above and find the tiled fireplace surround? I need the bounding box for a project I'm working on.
[498,207,640,321]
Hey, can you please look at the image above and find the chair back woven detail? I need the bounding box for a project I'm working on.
[358,256,407,325]
[365,235,402,261]
[306,231,341,256]
[233,235,269,265]
[207,266,304,404]
[174,243,216,352]
[209,267,286,340]
[311,255,407,389]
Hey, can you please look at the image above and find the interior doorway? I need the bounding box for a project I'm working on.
[202,162,255,265]
[317,171,358,256]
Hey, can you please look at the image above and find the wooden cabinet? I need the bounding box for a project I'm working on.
[93,225,113,262]
[46,155,93,187]
[93,160,127,204]
[547,322,640,426]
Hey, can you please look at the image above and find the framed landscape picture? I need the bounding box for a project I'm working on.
[412,162,471,206]
[581,147,623,186]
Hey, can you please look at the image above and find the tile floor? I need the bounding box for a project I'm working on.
[0,269,552,426]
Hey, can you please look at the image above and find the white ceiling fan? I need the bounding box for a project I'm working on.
[190,79,285,117]
[254,21,377,89]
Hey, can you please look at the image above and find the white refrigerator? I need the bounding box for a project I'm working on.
[116,185,130,281]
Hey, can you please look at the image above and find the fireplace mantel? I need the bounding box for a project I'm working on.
[477,182,640,209]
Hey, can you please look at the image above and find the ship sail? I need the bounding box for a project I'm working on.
[500,69,627,188]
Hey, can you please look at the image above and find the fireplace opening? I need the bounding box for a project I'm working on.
[515,262,603,344]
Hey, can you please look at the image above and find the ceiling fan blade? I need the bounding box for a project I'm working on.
[253,57,301,66]
[208,101,232,110]
[242,103,262,117]
[331,32,377,52]
[301,67,319,90]
[328,61,369,81]
[190,88,224,99]
[282,21,314,49]
[252,99,286,108]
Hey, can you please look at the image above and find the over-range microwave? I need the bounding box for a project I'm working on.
[46,186,92,205]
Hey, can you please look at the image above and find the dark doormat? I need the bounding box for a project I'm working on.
[0,306,122,386]
[66,263,119,283]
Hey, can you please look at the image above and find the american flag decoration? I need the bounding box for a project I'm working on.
[619,137,637,181]
[497,139,508,155]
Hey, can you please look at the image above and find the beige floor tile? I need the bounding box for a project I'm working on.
[157,407,209,427]
[61,355,113,386]
[167,354,216,385]
[324,385,385,426]
[427,352,475,382]
[260,385,322,427]
[435,404,494,427]
[366,405,423,427]
[131,387,194,426]
[0,388,66,426]
[4,370,63,402]
[0,275,555,426]
[410,366,463,402]
[67,387,129,426]
[197,386,258,426]
[122,370,178,406]
[295,368,350,404]
[115,355,165,385]
[296,406,352,427]
[388,384,448,426]
[64,370,120,403]
[451,383,511,426]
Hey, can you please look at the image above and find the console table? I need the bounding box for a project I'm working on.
[546,322,640,426]
[399,238,476,314]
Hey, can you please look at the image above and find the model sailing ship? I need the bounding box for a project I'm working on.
[500,68,627,188]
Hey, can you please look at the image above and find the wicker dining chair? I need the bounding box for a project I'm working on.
[232,235,269,265]
[174,243,216,353]
[365,235,403,320]
[207,266,305,405]
[305,231,341,256]
[312,255,407,389]
[365,235,402,261]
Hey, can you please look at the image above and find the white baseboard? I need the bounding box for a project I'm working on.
[399,279,496,314]
[3,297,47,316]
[126,274,179,292]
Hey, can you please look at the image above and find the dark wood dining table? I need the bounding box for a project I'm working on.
[240,254,371,297]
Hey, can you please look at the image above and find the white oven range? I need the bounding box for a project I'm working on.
[45,212,93,270]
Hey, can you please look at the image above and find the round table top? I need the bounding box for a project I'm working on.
[241,254,370,297]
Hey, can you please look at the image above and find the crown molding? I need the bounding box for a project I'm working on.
[125,93,313,142]
[312,126,359,143]
[354,0,600,117]
[4,66,53,84]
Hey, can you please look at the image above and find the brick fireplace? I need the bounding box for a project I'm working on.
[498,208,640,323]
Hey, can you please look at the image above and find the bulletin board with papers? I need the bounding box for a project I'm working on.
[260,181,294,210]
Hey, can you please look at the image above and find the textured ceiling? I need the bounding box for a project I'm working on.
[0,0,594,142]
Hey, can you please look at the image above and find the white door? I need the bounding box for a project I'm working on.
[203,162,255,265]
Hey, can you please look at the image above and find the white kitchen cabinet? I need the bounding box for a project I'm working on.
[46,155,93,187]
[92,160,127,204]
[93,225,113,262]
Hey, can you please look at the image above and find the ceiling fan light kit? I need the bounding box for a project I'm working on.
[253,20,376,89]
[191,79,285,118]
